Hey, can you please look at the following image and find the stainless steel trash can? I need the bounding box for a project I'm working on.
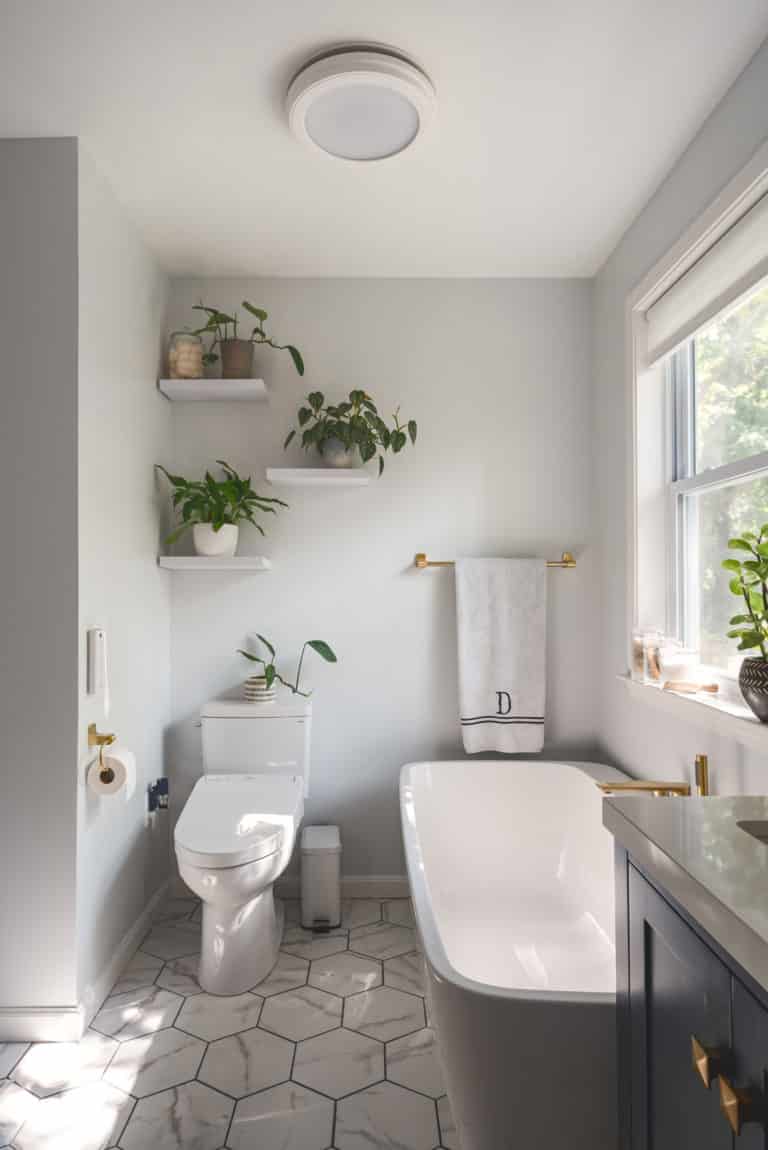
[300,825,342,930]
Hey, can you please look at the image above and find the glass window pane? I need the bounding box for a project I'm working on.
[685,475,768,671]
[694,279,768,473]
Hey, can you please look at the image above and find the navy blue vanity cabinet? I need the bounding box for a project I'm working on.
[731,980,768,1149]
[627,864,733,1149]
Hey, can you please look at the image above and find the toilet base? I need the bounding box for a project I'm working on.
[198,887,284,995]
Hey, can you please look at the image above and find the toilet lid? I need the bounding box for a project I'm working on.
[175,774,303,869]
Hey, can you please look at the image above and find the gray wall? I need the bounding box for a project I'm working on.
[166,277,598,876]
[0,139,80,1012]
[593,39,768,788]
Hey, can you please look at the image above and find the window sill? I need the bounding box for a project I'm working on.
[618,674,768,753]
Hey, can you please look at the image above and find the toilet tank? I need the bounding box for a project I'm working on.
[200,693,312,794]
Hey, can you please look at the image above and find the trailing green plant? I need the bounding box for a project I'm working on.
[157,460,288,544]
[190,300,304,376]
[722,527,768,660]
[283,389,417,475]
[238,635,337,697]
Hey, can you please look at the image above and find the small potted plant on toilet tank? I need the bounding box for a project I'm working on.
[157,460,288,557]
[238,635,337,701]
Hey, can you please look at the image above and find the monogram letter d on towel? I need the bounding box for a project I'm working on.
[496,691,512,716]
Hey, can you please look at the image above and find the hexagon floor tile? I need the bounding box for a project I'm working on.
[383,898,416,927]
[253,951,309,997]
[14,1081,134,1150]
[0,1043,29,1078]
[340,899,382,928]
[293,1027,383,1099]
[438,1093,460,1149]
[155,954,203,997]
[91,985,183,1041]
[104,1027,205,1097]
[110,950,164,995]
[387,1028,445,1097]
[176,991,263,1040]
[383,951,425,997]
[13,1030,118,1097]
[119,1081,232,1150]
[348,922,417,960]
[281,926,348,962]
[335,1081,439,1150]
[0,1080,37,1146]
[152,897,199,923]
[308,952,382,997]
[139,921,201,960]
[344,986,425,1041]
[198,1026,294,1098]
[259,985,342,1041]
[228,1082,334,1150]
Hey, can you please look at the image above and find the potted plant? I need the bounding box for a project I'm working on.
[283,389,417,474]
[722,528,768,720]
[157,460,288,557]
[190,301,304,380]
[237,635,337,700]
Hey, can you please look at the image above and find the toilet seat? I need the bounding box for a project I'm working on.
[175,773,304,869]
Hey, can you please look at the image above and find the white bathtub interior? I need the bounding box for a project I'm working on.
[403,759,620,995]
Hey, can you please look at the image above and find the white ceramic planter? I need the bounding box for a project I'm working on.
[192,523,239,557]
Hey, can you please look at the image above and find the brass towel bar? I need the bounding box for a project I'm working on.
[414,551,576,570]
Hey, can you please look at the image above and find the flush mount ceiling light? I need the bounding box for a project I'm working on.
[287,46,436,162]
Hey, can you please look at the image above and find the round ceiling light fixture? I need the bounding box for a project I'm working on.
[287,46,436,162]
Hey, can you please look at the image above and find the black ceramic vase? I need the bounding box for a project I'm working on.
[739,657,768,722]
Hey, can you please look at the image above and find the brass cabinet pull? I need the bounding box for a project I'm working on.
[691,1035,721,1089]
[718,1075,764,1135]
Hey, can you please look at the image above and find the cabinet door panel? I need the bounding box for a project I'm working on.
[732,979,768,1149]
[629,866,733,1150]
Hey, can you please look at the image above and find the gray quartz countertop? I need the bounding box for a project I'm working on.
[604,794,768,992]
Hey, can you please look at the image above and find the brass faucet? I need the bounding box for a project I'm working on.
[695,753,710,796]
[597,780,691,797]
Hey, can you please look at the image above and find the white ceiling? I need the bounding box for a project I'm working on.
[2,1,767,276]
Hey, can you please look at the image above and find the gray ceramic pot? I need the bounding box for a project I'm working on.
[220,339,253,379]
[739,657,768,722]
[319,438,361,469]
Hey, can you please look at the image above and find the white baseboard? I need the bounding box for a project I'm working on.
[276,875,410,900]
[0,1005,85,1044]
[79,880,170,1031]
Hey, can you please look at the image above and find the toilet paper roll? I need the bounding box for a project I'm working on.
[87,746,136,799]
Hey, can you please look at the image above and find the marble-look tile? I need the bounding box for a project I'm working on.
[292,1028,383,1099]
[228,1082,333,1150]
[119,1082,232,1150]
[382,899,416,927]
[383,952,425,997]
[281,926,348,962]
[349,922,417,960]
[104,1027,205,1097]
[110,951,164,995]
[198,1027,293,1098]
[176,992,263,1041]
[0,1080,38,1146]
[340,899,382,929]
[308,952,381,998]
[253,951,309,997]
[438,1093,459,1149]
[13,1031,118,1097]
[91,986,183,1041]
[0,1044,29,1079]
[155,955,203,997]
[140,922,201,960]
[15,1081,133,1150]
[152,897,199,923]
[344,986,425,1041]
[386,1028,445,1097]
[335,1081,438,1150]
[259,986,342,1041]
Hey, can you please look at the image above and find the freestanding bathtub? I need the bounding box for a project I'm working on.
[400,759,626,1150]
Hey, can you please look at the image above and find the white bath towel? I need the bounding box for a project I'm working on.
[455,557,547,754]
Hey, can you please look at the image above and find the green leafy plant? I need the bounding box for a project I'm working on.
[283,389,417,475]
[157,460,288,544]
[722,528,768,659]
[190,300,304,376]
[238,635,338,697]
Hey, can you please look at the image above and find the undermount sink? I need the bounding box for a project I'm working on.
[737,820,768,845]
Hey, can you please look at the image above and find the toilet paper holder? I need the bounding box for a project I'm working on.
[88,723,117,783]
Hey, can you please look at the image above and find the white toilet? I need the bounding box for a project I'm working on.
[174,693,311,995]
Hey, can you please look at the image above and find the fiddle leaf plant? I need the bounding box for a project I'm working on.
[190,300,304,376]
[238,635,337,697]
[283,389,417,475]
[157,460,288,545]
[722,528,768,660]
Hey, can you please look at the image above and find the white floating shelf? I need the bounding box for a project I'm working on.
[158,378,267,402]
[266,468,371,487]
[158,556,272,571]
